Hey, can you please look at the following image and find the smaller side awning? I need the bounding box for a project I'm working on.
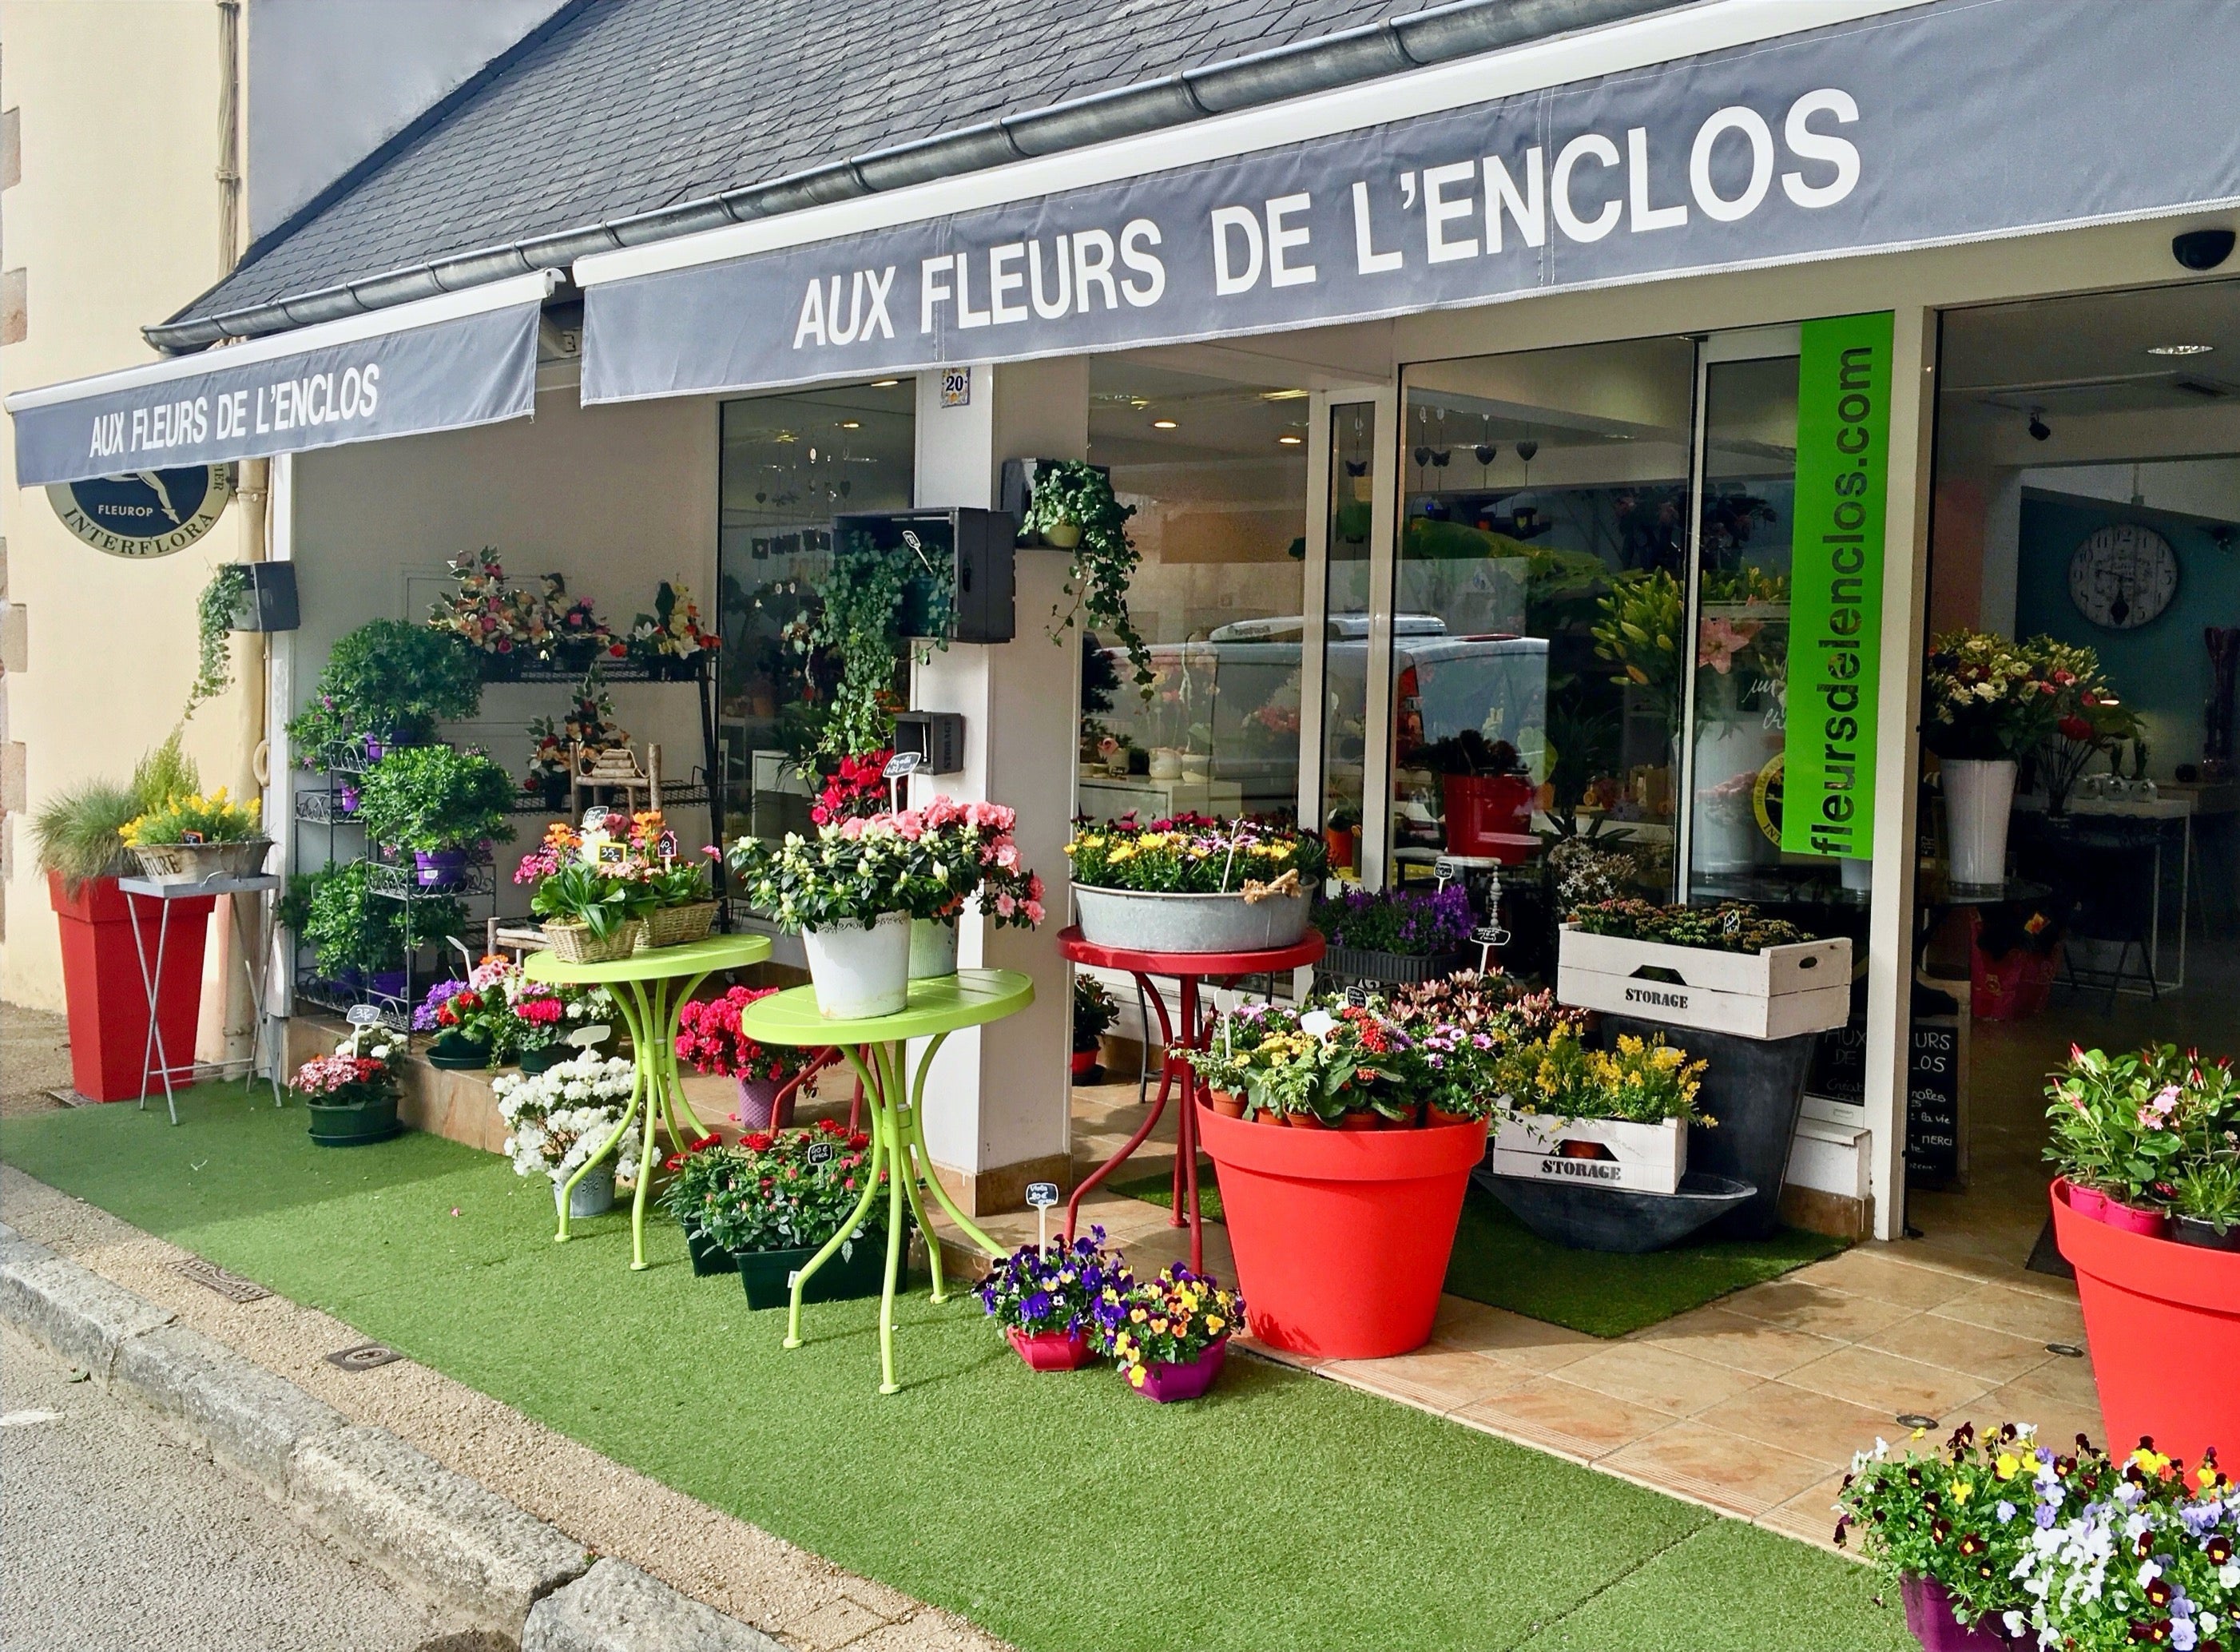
[6,272,553,487]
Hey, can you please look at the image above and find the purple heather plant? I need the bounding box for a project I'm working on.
[1312,881,1474,958]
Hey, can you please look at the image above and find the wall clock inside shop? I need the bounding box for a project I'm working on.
[2067,522,2178,629]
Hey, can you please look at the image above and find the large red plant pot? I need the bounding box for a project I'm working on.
[1440,772,1535,862]
[49,872,216,1102]
[1198,1102,1486,1360]
[2051,1177,2240,1467]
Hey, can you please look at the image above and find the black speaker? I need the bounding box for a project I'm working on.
[225,562,299,631]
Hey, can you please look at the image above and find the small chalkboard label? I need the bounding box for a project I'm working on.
[1472,923,1506,944]
[1025,1181,1061,1209]
[1433,857,1458,882]
[345,1004,383,1027]
[882,751,923,780]
[806,1142,836,1165]
[1343,985,1370,1008]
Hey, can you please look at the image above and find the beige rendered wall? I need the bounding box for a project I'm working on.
[0,1,260,1013]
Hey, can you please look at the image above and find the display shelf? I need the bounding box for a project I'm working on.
[364,857,495,900]
[506,781,711,816]
[294,789,365,826]
[493,656,709,685]
[292,971,411,1034]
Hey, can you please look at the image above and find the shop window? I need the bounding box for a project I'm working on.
[1077,362,1309,827]
[1395,340,1697,956]
[1319,401,1376,873]
[717,380,915,841]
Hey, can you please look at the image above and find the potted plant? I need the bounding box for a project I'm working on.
[1093,1264,1242,1401]
[1064,814,1322,954]
[1387,973,1558,1127]
[31,737,221,1102]
[2047,1043,2240,1467]
[120,786,268,884]
[728,819,916,1018]
[1195,997,1488,1360]
[627,580,720,680]
[290,1026,406,1146]
[888,796,1046,978]
[695,1121,889,1308]
[1418,730,1537,863]
[492,1050,642,1219]
[516,820,655,963]
[284,860,467,998]
[1921,630,2086,890]
[355,745,517,889]
[810,748,893,828]
[634,819,721,948]
[977,1226,1128,1371]
[1025,459,1153,697]
[656,1135,745,1275]
[284,619,483,767]
[1313,882,1475,987]
[1072,974,1118,1082]
[1321,804,1361,876]
[675,986,808,1129]
[1488,1023,1706,1195]
[2172,1158,2240,1253]
[412,974,498,1068]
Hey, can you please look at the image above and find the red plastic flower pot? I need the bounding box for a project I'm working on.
[1198,1103,1487,1360]
[1070,1048,1098,1080]
[1130,1336,1227,1402]
[1007,1327,1097,1372]
[49,872,215,1103]
[2051,1178,2240,1467]
[1440,772,1535,862]
[1900,1575,2031,1650]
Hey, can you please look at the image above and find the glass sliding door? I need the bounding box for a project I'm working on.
[1317,398,1379,876]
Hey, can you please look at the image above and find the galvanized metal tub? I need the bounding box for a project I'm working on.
[1072,884,1310,955]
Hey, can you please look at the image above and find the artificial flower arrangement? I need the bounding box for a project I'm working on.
[491,1050,641,1190]
[523,668,627,804]
[1312,881,1474,959]
[1063,812,1323,895]
[1094,1263,1242,1401]
[674,986,806,1086]
[1837,1424,2240,1652]
[810,749,892,827]
[977,1225,1130,1370]
[427,546,542,663]
[1566,896,1812,954]
[2045,1043,2240,1245]
[627,580,720,676]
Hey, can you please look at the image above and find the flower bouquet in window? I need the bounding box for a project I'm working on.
[978,1225,1128,1370]
[675,985,808,1128]
[1094,1264,1241,1401]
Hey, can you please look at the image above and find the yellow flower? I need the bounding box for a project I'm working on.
[1130,1308,1147,1323]
[1911,1427,1928,1440]
[1995,1454,2020,1480]
[1127,1364,1148,1388]
[1948,1479,1973,1504]
[1150,1316,1169,1335]
[1205,1315,1225,1333]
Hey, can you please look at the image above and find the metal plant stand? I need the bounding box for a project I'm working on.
[119,872,284,1125]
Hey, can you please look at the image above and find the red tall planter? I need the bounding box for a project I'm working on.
[49,872,215,1102]
[1197,1103,1486,1360]
[2051,1178,2240,1466]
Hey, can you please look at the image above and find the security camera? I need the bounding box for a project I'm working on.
[2173,228,2236,272]
[2028,412,2051,442]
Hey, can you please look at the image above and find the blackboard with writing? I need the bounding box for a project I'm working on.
[1905,1017,1963,1188]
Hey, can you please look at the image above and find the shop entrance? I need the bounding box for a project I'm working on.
[1913,276,2240,1265]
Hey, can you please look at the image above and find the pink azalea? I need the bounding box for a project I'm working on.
[1023,899,1045,925]
[995,892,1017,918]
[994,842,1019,869]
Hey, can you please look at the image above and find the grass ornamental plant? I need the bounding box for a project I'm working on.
[492,1052,642,1187]
[1313,882,1474,958]
[1064,812,1322,895]
[978,1227,1129,1340]
[2045,1043,2240,1211]
[1095,1265,1241,1390]
[693,1120,885,1255]
[1494,1023,1707,1126]
[31,735,202,893]
[285,619,483,764]
[1567,896,1812,953]
[674,986,805,1086]
[355,745,518,854]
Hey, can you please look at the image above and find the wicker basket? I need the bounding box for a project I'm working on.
[542,919,645,964]
[637,901,717,950]
[129,837,272,885]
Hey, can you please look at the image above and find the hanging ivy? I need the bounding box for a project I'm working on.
[181,564,250,724]
[1023,460,1152,696]
[797,533,911,759]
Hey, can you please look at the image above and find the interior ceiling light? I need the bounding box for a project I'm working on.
[1277,433,1305,445]
[1260,388,1310,401]
[1151,418,1178,430]
[868,377,901,387]
[2146,343,2216,356]
[839,419,861,429]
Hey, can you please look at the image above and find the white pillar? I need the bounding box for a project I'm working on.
[908,359,1088,1213]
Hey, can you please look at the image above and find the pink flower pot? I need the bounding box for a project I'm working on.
[2064,1183,2109,1222]
[1007,1327,1096,1372]
[1130,1337,1227,1403]
[2097,1197,2167,1238]
[1900,1575,2030,1650]
[735,1076,795,1131]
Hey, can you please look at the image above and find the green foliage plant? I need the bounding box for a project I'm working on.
[796,533,911,759]
[1027,460,1152,695]
[293,861,464,978]
[1591,569,1683,721]
[285,621,483,767]
[181,564,249,725]
[1567,897,1811,952]
[355,745,518,853]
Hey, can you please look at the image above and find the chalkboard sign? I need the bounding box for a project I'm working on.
[1025,1181,1060,1209]
[1904,1015,1963,1188]
[1806,1011,1868,1108]
[806,1142,836,1165]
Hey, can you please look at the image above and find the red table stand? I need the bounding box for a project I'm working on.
[1058,925,1324,1273]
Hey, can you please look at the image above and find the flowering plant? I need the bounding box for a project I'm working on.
[516,812,702,935]
[1922,629,2091,760]
[1095,1265,1241,1388]
[725,818,915,931]
[492,1052,641,1186]
[1567,897,1811,953]
[977,1225,1128,1338]
[628,580,719,666]
[1312,882,1473,957]
[691,1119,884,1254]
[1494,1023,1706,1126]
[1064,813,1321,895]
[288,1027,400,1106]
[872,796,1046,927]
[811,749,892,827]
[524,668,627,792]
[415,955,611,1058]
[121,786,262,846]
[1240,1000,1416,1124]
[674,987,805,1085]
[2044,1044,2240,1209]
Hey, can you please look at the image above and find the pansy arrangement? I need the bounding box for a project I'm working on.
[491,1051,641,1187]
[1064,812,1322,895]
[1311,882,1474,959]
[977,1226,1128,1340]
[1095,1265,1241,1390]
[1492,1021,1706,1127]
[674,986,806,1086]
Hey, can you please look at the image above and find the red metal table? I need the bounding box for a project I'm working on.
[1058,925,1325,1272]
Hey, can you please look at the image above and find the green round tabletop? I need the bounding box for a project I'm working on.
[740,968,1034,1046]
[522,931,770,986]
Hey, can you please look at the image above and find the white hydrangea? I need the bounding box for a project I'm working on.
[494,1052,641,1186]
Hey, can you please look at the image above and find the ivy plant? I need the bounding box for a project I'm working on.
[795,533,917,759]
[1023,460,1151,696]
[181,564,250,724]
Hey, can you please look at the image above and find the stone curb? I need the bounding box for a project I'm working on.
[0,1227,784,1649]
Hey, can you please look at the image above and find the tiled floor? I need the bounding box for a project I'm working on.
[908,1073,2104,1556]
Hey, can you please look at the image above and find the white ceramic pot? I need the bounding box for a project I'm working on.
[1943,757,2018,892]
[909,916,959,979]
[1148,747,1184,780]
[803,909,911,1019]
[554,1164,614,1219]
[1690,719,1779,874]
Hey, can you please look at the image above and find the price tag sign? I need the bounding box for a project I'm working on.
[566,1024,610,1050]
[345,1004,383,1027]
[1433,856,1458,883]
[900,527,938,576]
[882,752,923,780]
[1472,923,1506,945]
[1344,985,1370,1009]
[579,806,610,832]
[806,1142,836,1166]
[1025,1182,1060,1209]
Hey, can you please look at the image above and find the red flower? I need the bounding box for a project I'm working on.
[743,1131,775,1152]
[816,1118,845,1137]
[847,1132,869,1150]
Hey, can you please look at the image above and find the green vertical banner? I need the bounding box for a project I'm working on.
[1782,312,1894,858]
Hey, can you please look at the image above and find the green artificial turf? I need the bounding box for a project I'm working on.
[0,1092,1908,1652]
[1115,1166,1845,1339]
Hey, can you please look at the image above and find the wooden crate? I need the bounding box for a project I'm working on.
[1556,926,1852,1040]
[1491,1114,1686,1194]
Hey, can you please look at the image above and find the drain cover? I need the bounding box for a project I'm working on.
[325,1343,403,1372]
[1895,1412,1940,1430]
[172,1258,272,1303]
[2045,1342,2086,1358]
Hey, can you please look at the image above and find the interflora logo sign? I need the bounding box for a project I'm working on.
[1781,312,1892,860]
[45,464,232,558]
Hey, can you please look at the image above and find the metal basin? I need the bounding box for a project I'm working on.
[1072,885,1310,954]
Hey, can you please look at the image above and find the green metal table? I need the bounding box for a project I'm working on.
[740,968,1034,1393]
[524,932,772,1268]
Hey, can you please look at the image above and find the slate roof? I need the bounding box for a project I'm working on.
[169,0,1412,332]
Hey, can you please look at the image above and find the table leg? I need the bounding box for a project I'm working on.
[1175,975,1204,1273]
[890,1036,949,1302]
[133,896,184,1126]
[896,1034,1004,1260]
[784,1042,896,1352]
[645,971,717,1143]
[554,992,654,1246]
[1062,970,1179,1245]
[877,1046,908,1396]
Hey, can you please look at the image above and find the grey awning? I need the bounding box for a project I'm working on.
[576,0,2240,407]
[6,273,550,486]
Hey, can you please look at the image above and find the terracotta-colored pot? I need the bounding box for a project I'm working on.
[1131,1337,1228,1403]
[1427,1106,1475,1130]
[1284,1111,1332,1130]
[1007,1326,1097,1372]
[1070,1048,1098,1079]
[1255,1107,1285,1126]
[1335,1111,1381,1131]
[1209,1089,1247,1119]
